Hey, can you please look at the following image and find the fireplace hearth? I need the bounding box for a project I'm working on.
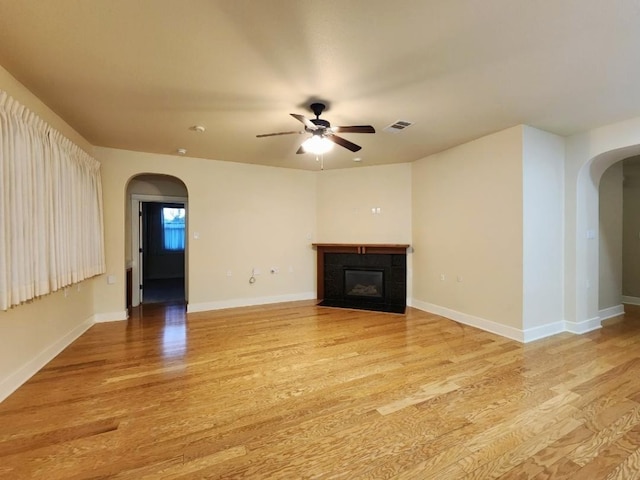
[313,244,409,314]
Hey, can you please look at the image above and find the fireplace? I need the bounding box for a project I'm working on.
[344,269,384,299]
[313,244,409,314]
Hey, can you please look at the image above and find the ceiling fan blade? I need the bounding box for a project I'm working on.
[296,145,306,154]
[334,125,376,134]
[290,113,318,130]
[328,134,362,152]
[256,130,303,138]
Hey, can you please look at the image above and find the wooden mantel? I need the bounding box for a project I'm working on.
[312,243,410,301]
[312,243,410,255]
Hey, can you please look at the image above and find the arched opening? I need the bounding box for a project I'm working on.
[574,143,640,330]
[124,174,189,308]
[599,156,640,318]
[621,156,640,306]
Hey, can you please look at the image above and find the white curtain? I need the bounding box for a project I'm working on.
[0,90,105,310]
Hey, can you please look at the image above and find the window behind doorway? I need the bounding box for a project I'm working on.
[162,207,185,251]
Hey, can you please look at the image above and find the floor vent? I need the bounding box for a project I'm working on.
[383,120,414,134]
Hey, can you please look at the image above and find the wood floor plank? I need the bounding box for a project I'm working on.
[0,301,639,478]
[603,448,640,479]
[566,404,640,466]
[461,416,583,479]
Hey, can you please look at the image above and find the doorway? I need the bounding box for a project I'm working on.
[130,192,188,307]
[140,201,186,304]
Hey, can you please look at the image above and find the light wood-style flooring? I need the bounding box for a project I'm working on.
[1,301,640,479]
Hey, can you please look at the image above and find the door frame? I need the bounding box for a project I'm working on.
[131,194,188,307]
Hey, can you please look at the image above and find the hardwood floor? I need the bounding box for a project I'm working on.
[1,302,640,479]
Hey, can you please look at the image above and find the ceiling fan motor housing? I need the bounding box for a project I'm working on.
[310,102,327,117]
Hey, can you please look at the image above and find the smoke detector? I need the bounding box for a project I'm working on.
[190,125,206,133]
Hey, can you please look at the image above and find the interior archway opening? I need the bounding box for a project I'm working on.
[124,173,189,309]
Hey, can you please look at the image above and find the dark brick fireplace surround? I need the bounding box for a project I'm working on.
[313,244,409,314]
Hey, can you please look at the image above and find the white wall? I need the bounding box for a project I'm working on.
[412,126,524,337]
[599,163,623,310]
[522,126,565,336]
[0,66,97,402]
[95,147,317,315]
[316,163,412,244]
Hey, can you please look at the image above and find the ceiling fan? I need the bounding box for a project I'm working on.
[256,102,375,154]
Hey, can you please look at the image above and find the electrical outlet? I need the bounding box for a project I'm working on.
[440,274,445,281]
[226,270,232,277]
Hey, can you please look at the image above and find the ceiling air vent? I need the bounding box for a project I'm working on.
[383,120,414,134]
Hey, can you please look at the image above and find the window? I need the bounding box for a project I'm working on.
[162,207,185,251]
[0,91,105,310]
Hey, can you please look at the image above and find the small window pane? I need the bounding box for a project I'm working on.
[162,207,185,250]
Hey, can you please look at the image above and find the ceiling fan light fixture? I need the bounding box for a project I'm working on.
[301,135,334,155]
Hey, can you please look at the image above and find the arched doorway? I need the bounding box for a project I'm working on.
[573,143,640,331]
[125,174,189,307]
[598,156,640,317]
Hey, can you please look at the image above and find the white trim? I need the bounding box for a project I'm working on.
[522,321,566,343]
[92,310,129,323]
[410,299,602,343]
[0,317,94,403]
[622,295,640,306]
[598,304,624,321]
[411,299,525,343]
[565,316,602,334]
[187,292,316,313]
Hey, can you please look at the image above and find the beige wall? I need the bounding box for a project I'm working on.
[412,126,524,330]
[95,147,317,315]
[316,163,412,244]
[0,66,96,401]
[623,158,640,298]
[599,162,623,309]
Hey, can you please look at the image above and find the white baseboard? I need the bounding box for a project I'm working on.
[92,310,129,323]
[598,304,624,321]
[410,299,605,343]
[565,316,602,334]
[411,299,525,342]
[187,292,316,314]
[0,316,94,403]
[622,295,640,306]
[522,321,566,343]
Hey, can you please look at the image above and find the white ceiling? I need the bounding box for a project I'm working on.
[1,0,640,170]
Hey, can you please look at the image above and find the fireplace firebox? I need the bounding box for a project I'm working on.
[344,269,384,299]
[313,244,409,314]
